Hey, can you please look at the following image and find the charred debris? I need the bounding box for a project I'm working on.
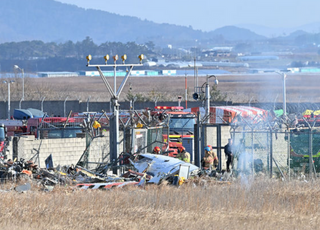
[1,104,320,193]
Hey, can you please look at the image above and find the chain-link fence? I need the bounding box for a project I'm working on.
[231,129,289,178]
[201,114,320,180]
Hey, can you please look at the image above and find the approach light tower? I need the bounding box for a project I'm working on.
[86,54,144,174]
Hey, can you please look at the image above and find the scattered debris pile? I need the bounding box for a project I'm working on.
[0,153,232,193]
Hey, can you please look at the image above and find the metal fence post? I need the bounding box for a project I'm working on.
[194,111,201,167]
[309,129,313,177]
[217,125,222,171]
[270,129,273,178]
[287,130,291,180]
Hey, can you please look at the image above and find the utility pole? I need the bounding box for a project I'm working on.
[205,75,218,123]
[282,73,287,118]
[41,97,46,112]
[86,54,143,174]
[185,74,188,109]
[3,80,15,119]
[64,96,69,117]
[87,96,91,112]
[14,65,24,101]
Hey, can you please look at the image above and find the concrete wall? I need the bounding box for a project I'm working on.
[11,131,124,169]
[14,135,86,168]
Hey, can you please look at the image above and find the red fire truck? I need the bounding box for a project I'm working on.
[26,117,84,139]
[153,106,196,157]
[0,120,26,137]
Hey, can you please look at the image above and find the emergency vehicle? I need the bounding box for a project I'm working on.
[0,120,26,137]
[0,124,8,159]
[0,118,81,138]
[153,106,196,157]
[298,109,320,127]
[27,117,83,139]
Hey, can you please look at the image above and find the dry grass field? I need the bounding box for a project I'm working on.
[1,179,320,230]
[2,73,320,103]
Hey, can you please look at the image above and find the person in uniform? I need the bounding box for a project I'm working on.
[152,146,161,154]
[207,145,219,170]
[176,146,190,163]
[224,138,234,172]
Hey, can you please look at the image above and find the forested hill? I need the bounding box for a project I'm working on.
[0,0,265,45]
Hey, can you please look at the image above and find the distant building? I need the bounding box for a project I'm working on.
[131,70,145,76]
[145,70,159,76]
[202,50,231,57]
[287,67,320,73]
[202,47,233,57]
[237,56,279,61]
[287,68,300,73]
[300,67,320,73]
[211,47,233,52]
[160,70,176,76]
[78,71,127,77]
[78,70,176,77]
[37,72,79,78]
[143,61,157,67]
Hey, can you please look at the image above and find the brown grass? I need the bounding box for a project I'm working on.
[2,73,320,103]
[0,179,320,229]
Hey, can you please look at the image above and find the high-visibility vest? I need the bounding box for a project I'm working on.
[303,152,320,158]
[177,152,190,163]
[93,121,101,129]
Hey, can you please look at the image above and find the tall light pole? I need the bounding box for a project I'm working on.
[275,72,287,118]
[132,96,137,111]
[3,80,15,119]
[87,96,91,112]
[185,74,188,109]
[86,54,143,174]
[13,65,24,101]
[41,96,46,112]
[64,96,69,117]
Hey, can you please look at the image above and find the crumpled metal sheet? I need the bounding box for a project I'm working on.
[14,183,31,193]
[131,154,199,184]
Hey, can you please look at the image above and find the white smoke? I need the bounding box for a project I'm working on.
[236,151,254,189]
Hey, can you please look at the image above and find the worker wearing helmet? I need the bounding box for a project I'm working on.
[202,146,214,170]
[176,146,190,163]
[207,145,219,170]
[152,146,161,154]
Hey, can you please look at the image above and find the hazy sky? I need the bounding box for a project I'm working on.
[55,0,320,31]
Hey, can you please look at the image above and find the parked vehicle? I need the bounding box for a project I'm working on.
[0,123,9,159]
[152,106,196,157]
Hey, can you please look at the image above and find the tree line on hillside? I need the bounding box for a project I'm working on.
[0,37,154,72]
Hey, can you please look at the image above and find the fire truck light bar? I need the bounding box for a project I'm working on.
[154,106,184,110]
